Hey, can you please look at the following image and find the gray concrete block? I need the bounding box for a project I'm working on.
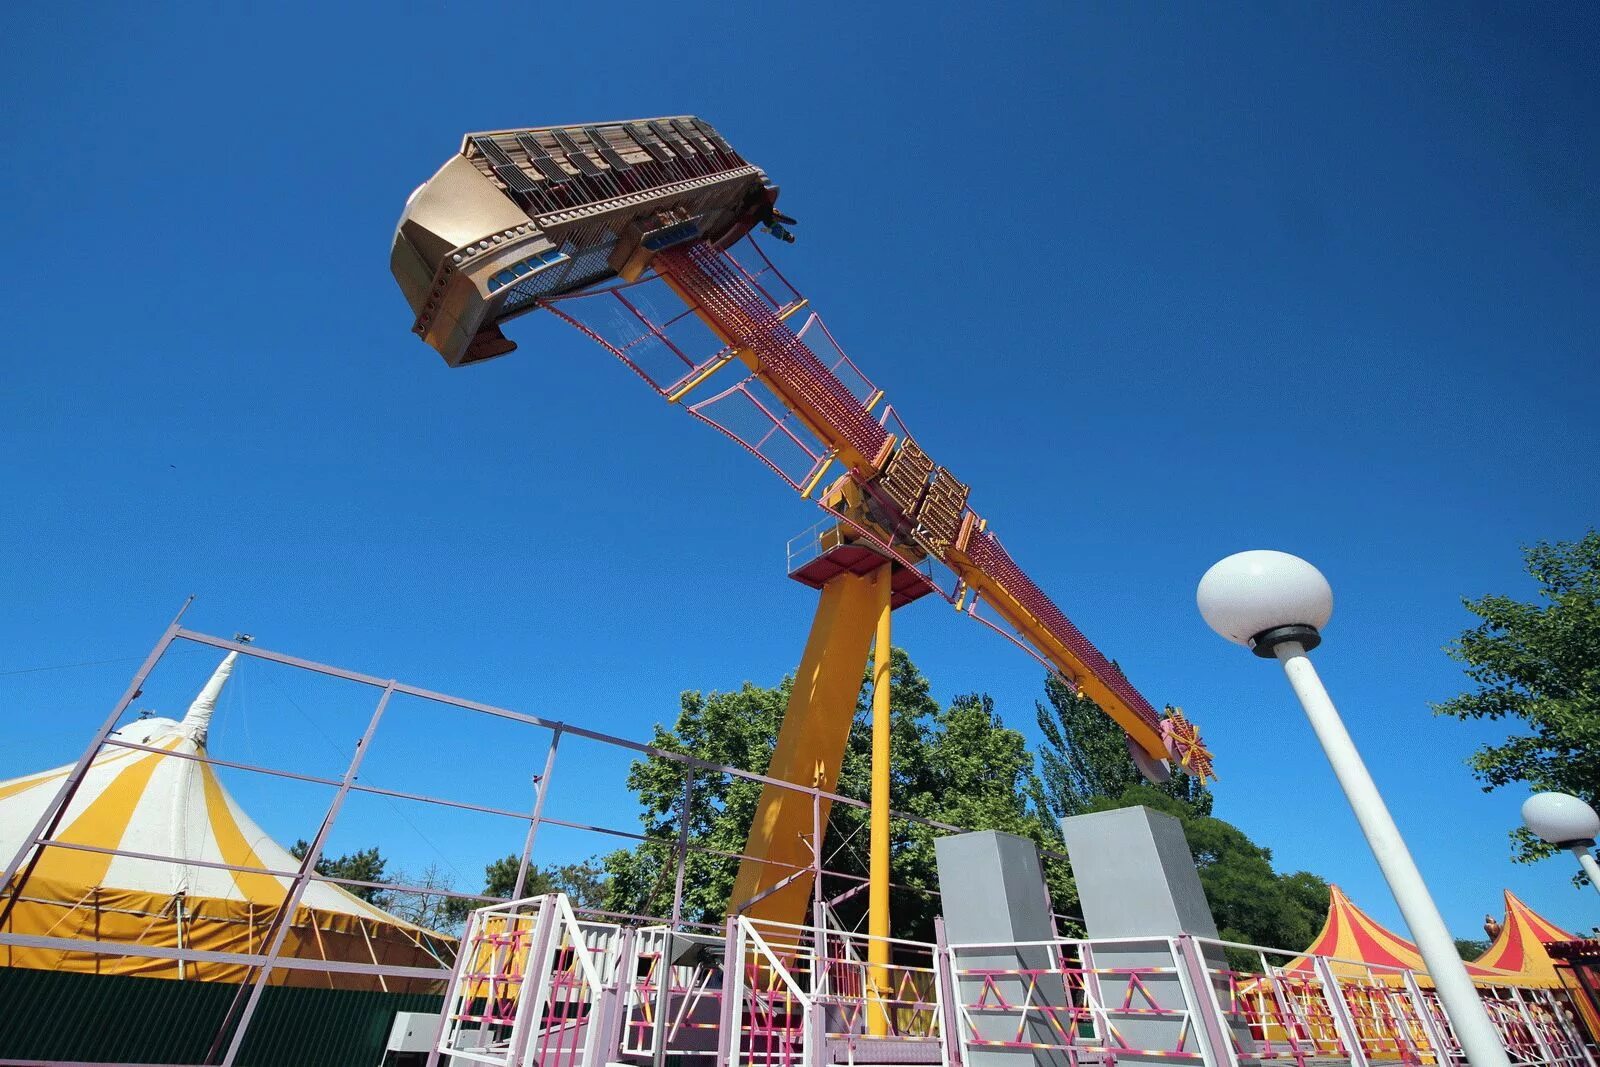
[935,831,1071,1067]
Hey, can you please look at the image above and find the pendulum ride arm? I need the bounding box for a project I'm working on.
[649,240,1188,764]
[647,241,1214,929]
[391,118,1216,933]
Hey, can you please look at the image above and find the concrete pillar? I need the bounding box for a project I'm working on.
[1058,805,1248,1067]
[935,830,1072,1067]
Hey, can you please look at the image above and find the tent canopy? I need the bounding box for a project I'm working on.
[1282,884,1521,984]
[0,653,450,987]
[1472,889,1575,988]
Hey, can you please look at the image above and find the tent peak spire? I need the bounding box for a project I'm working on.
[179,652,237,746]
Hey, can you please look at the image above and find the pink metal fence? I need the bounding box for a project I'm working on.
[433,898,1599,1067]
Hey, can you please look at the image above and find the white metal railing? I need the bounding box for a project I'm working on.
[433,894,1599,1067]
[435,893,621,1067]
[620,925,727,1061]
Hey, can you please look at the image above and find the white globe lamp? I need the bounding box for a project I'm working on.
[1197,550,1333,656]
[1522,792,1600,894]
[1198,550,1510,1067]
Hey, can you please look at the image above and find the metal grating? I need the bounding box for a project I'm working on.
[513,133,573,186]
[588,125,633,173]
[916,468,970,555]
[692,118,739,159]
[552,127,608,179]
[654,242,890,462]
[627,122,675,164]
[471,136,540,197]
[501,231,619,315]
[671,117,717,158]
[878,438,934,521]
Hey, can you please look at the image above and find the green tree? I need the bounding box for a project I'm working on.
[1033,675,1211,819]
[604,674,791,926]
[833,688,1067,940]
[480,855,611,910]
[604,649,1064,941]
[1455,938,1491,961]
[1434,531,1600,864]
[289,840,391,905]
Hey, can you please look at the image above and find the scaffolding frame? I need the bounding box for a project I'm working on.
[0,611,1077,1066]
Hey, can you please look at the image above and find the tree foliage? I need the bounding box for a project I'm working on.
[604,649,1064,941]
[481,855,611,910]
[1033,675,1209,819]
[1434,531,1600,863]
[296,649,1335,956]
[602,674,791,926]
[289,839,389,904]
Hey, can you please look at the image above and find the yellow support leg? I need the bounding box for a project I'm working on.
[868,562,893,1036]
[729,570,882,926]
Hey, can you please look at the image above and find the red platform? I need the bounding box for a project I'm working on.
[788,536,934,609]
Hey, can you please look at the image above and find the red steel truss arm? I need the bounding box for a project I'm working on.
[542,238,1212,778]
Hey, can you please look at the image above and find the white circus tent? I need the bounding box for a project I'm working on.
[0,653,451,989]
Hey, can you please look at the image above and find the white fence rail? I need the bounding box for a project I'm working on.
[429,894,1597,1067]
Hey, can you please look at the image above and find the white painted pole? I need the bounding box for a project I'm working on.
[1273,641,1511,1067]
[1571,847,1600,896]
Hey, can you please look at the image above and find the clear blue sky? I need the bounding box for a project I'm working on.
[3,4,1597,941]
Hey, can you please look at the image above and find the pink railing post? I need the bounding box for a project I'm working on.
[1401,970,1453,1065]
[717,917,743,1067]
[512,725,564,902]
[596,926,636,1066]
[1311,956,1370,1067]
[216,680,397,1067]
[1173,935,1241,1067]
[933,918,964,1067]
[426,906,484,1067]
[670,770,696,931]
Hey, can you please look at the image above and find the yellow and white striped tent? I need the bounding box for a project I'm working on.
[0,654,450,989]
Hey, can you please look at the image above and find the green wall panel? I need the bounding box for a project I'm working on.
[0,967,443,1066]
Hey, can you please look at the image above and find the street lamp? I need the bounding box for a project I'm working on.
[1197,550,1511,1067]
[1522,792,1600,895]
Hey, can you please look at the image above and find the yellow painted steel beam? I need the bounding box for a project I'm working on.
[659,260,1170,763]
[867,564,893,1036]
[799,457,837,500]
[729,570,882,926]
[955,564,1166,757]
[666,347,744,404]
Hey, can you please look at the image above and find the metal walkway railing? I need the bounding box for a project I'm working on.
[429,894,1598,1067]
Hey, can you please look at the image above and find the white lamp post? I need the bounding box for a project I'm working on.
[1521,792,1600,894]
[1197,550,1510,1067]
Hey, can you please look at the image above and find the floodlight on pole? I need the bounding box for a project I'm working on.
[1197,550,1511,1067]
[1522,792,1600,895]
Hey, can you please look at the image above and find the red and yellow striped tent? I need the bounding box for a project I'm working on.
[1473,890,1575,989]
[1280,885,1521,985]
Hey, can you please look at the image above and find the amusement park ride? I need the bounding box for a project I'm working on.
[390,115,1215,1004]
